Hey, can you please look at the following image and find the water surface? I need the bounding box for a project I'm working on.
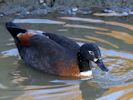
[0,15,133,100]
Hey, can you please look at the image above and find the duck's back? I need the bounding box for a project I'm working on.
[45,33,80,53]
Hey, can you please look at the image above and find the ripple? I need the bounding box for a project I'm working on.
[1,48,18,57]
[50,79,81,85]
[58,29,68,32]
[84,36,119,48]
[96,31,133,44]
[64,24,108,31]
[13,19,66,24]
[14,85,82,100]
[0,83,8,89]
[104,21,133,31]
[60,17,104,23]
[97,84,133,100]
[70,37,95,43]
[60,16,133,32]
[93,12,129,17]
[101,48,133,59]
[1,15,133,100]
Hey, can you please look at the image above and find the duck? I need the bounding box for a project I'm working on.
[6,22,108,77]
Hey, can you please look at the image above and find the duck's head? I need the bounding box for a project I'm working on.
[78,43,108,73]
[6,22,27,38]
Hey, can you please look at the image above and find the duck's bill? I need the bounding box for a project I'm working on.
[95,60,109,72]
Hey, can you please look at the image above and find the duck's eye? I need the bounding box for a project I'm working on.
[88,51,94,55]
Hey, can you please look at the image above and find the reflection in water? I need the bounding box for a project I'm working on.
[10,61,132,100]
[70,37,95,43]
[0,83,8,89]
[0,15,133,100]
[14,85,83,100]
[97,84,133,100]
[101,49,133,59]
[107,57,133,76]
[13,19,66,24]
[104,84,133,95]
[7,62,104,100]
[84,35,119,48]
[60,16,133,31]
[60,17,104,23]
[58,29,68,32]
[104,21,133,31]
[96,31,133,44]
[64,24,108,31]
[93,12,129,17]
[1,48,18,57]
[1,46,133,99]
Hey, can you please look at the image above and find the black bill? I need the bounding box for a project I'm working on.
[95,60,109,72]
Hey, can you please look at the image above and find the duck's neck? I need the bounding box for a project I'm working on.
[77,51,91,72]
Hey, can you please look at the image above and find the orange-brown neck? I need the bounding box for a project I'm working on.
[17,32,36,46]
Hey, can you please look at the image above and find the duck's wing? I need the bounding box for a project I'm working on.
[45,33,80,53]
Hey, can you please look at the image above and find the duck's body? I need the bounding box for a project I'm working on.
[6,22,108,77]
[20,33,80,76]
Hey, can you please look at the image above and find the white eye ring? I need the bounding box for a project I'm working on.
[88,51,94,55]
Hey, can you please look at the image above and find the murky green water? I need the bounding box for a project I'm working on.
[0,14,133,100]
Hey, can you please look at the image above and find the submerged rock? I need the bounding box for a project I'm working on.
[58,7,78,15]
[58,6,92,15]
[99,7,133,17]
[30,8,48,15]
[78,8,92,15]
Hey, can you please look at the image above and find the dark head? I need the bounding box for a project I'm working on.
[6,22,27,38]
[78,43,108,72]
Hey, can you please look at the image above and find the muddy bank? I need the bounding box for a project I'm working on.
[0,0,133,17]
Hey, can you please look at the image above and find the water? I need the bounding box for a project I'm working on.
[0,14,133,100]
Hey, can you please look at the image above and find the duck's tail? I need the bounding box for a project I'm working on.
[6,22,27,38]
